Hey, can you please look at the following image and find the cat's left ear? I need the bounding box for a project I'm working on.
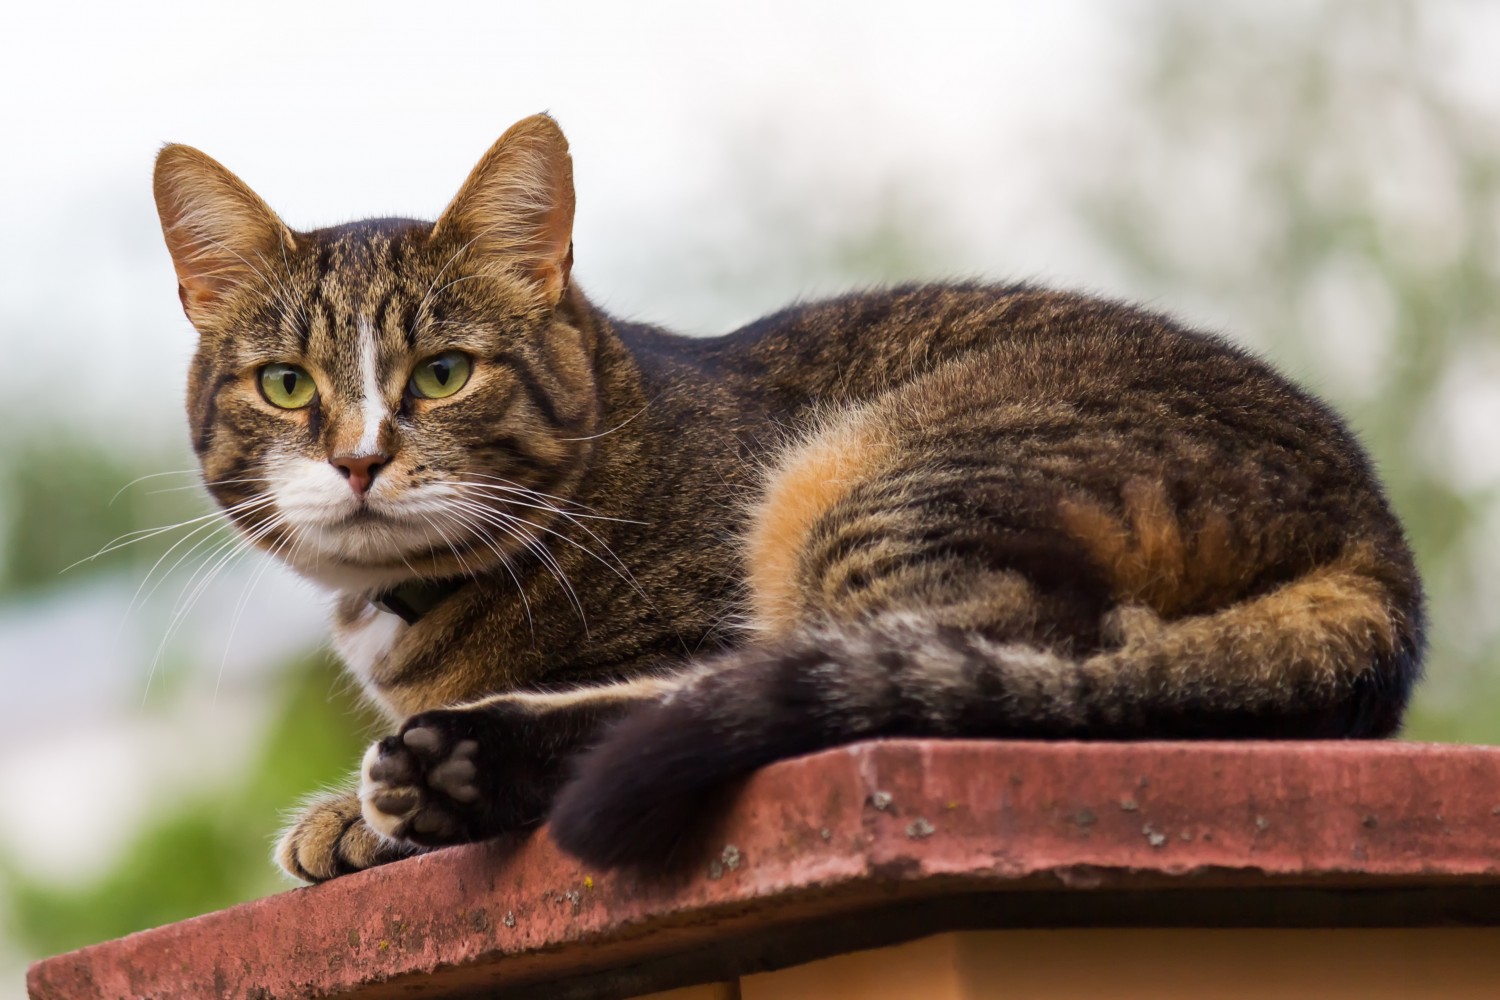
[432,114,576,306]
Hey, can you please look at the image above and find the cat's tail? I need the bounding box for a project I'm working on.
[548,546,1423,869]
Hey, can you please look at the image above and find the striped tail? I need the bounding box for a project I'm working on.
[548,549,1422,869]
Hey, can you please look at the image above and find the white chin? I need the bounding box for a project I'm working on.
[266,457,490,592]
[278,517,474,593]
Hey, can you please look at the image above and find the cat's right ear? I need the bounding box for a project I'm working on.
[153,145,296,327]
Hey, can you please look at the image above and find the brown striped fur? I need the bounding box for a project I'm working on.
[152,115,1424,879]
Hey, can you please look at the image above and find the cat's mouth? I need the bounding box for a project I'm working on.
[276,507,478,589]
[263,461,518,589]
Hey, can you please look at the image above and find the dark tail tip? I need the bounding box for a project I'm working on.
[547,697,741,871]
[548,639,863,870]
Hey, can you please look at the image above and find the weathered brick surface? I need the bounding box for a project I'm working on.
[26,740,1500,998]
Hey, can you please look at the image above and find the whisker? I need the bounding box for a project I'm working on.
[408,229,492,340]
[462,472,610,514]
[447,491,653,609]
[440,499,589,633]
[112,496,278,645]
[166,517,270,619]
[69,493,275,571]
[425,503,535,639]
[108,469,202,507]
[217,522,295,702]
[453,481,645,524]
[558,399,653,443]
[142,513,284,705]
[122,517,241,636]
[146,477,274,497]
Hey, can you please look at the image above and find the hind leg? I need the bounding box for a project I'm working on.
[745,400,1110,650]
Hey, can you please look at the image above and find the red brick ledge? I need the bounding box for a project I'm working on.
[27,740,1500,999]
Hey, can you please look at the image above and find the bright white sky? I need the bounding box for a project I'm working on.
[0,0,1117,440]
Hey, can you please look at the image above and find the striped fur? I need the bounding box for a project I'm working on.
[153,115,1425,880]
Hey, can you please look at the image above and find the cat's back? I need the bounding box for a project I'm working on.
[695,283,1296,414]
[694,283,1420,645]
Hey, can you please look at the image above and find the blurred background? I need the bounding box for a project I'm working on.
[2,0,1497,990]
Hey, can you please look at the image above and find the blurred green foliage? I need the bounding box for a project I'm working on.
[1,651,371,956]
[0,440,204,599]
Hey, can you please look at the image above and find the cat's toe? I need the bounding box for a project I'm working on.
[277,789,416,882]
[359,718,485,844]
[428,745,481,802]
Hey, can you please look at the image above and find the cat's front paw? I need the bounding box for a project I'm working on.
[360,718,483,845]
[277,789,417,882]
[358,705,561,847]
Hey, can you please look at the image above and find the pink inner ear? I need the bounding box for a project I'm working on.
[153,144,294,321]
[432,115,576,305]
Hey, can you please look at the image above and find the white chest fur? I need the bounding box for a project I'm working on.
[331,603,408,715]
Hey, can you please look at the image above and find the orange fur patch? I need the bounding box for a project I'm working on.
[746,414,892,636]
[1100,541,1399,699]
[1058,478,1255,618]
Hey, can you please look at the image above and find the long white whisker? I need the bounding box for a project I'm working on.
[441,499,589,633]
[447,492,653,609]
[167,518,268,619]
[190,233,297,318]
[122,519,238,637]
[217,523,294,702]
[145,478,274,496]
[408,229,492,339]
[142,513,284,705]
[69,494,274,571]
[454,481,644,524]
[425,503,535,638]
[558,400,653,443]
[108,469,201,507]
[462,472,609,514]
[123,498,275,600]
[115,498,278,637]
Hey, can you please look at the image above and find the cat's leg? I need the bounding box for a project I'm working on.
[275,786,420,882]
[357,673,690,848]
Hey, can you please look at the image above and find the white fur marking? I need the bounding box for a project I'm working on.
[356,316,386,455]
[332,604,406,692]
[358,741,404,838]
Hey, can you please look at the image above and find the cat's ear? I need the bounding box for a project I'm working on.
[153,145,296,326]
[432,114,576,305]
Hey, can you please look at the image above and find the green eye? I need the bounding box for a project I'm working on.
[409,350,472,399]
[259,363,317,409]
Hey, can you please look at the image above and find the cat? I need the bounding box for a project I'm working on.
[151,114,1424,881]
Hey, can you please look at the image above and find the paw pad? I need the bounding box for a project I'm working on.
[359,719,484,844]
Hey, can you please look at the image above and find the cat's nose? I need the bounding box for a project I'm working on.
[331,453,389,497]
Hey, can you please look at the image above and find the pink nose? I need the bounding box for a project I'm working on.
[331,453,388,497]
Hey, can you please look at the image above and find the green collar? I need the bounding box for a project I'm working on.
[371,577,467,625]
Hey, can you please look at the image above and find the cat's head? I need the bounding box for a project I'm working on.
[153,115,601,592]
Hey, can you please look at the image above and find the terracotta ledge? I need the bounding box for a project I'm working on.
[26,740,1500,999]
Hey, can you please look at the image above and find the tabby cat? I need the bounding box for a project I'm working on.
[151,114,1424,881]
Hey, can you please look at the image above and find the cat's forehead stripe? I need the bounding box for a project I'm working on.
[355,315,388,456]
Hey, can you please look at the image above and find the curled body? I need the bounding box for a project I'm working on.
[151,116,1424,880]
